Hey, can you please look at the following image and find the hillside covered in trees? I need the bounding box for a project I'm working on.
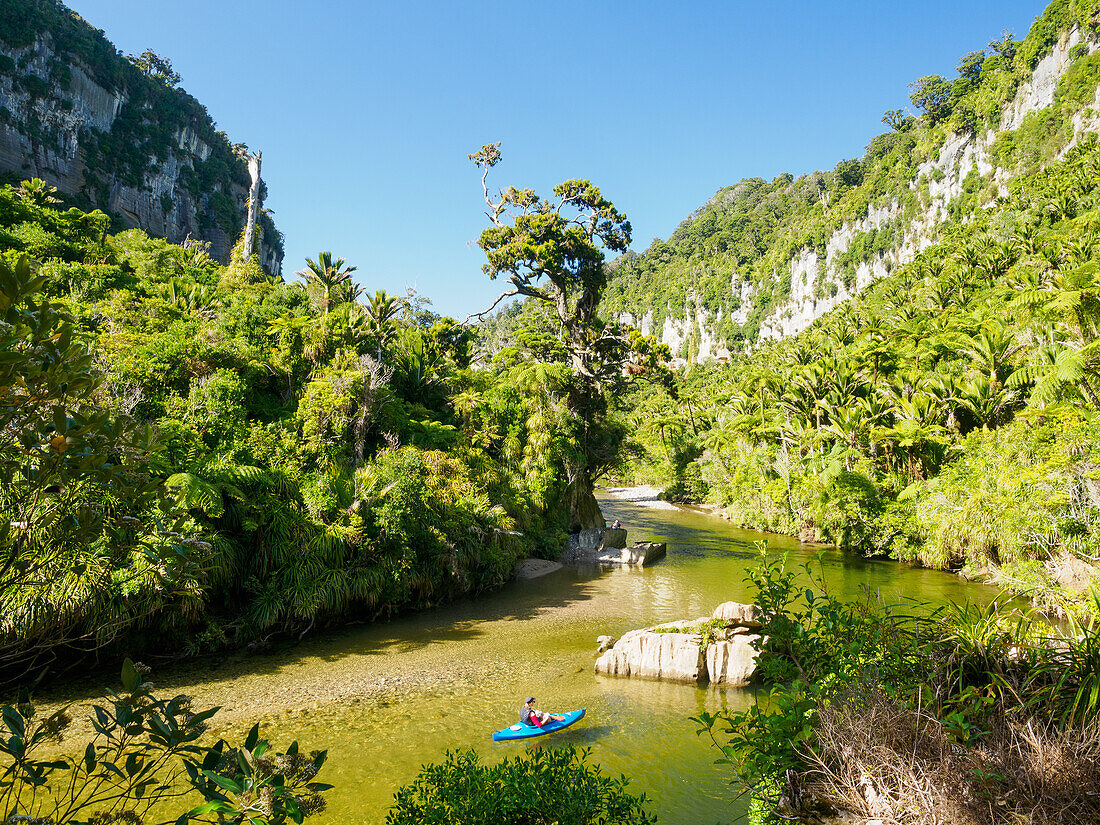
[611,0,1100,616]
[604,0,1100,357]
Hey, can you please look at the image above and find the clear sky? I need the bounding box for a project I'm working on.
[63,0,1047,318]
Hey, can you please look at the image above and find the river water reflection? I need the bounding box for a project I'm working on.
[51,496,995,824]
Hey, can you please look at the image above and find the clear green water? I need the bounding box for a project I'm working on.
[52,497,994,824]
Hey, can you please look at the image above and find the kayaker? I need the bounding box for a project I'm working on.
[521,696,565,727]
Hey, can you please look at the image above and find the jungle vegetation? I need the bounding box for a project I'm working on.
[0,161,657,686]
[604,0,1100,615]
[4,0,1100,821]
[618,138,1100,616]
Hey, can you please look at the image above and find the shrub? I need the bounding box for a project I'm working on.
[385,746,655,825]
[0,659,332,824]
[697,546,1100,823]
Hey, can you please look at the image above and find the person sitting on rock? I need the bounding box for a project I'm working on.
[521,696,564,727]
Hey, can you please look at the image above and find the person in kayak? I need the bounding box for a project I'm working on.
[521,697,565,727]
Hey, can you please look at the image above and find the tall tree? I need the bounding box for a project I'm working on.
[365,289,406,361]
[468,144,632,530]
[297,252,358,317]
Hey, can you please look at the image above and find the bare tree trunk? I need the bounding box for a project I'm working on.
[1080,376,1100,412]
[243,150,262,261]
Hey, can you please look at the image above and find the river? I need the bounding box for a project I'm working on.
[43,495,993,824]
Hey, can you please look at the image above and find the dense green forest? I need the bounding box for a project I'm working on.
[600,0,1100,616]
[0,170,649,682]
[604,0,1100,346]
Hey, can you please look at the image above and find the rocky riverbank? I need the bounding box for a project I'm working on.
[603,485,678,510]
[594,601,763,686]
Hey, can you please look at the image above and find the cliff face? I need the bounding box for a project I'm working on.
[608,11,1100,362]
[755,26,1098,345]
[0,3,281,274]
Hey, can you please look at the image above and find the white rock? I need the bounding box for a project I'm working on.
[594,627,705,683]
[712,601,761,626]
[706,635,762,686]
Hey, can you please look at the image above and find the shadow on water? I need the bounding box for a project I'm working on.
[38,566,607,705]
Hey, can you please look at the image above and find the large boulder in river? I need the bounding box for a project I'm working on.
[596,607,764,686]
[597,541,665,566]
[564,527,627,563]
[602,527,628,549]
[564,528,665,566]
[712,601,762,627]
[570,527,626,553]
[594,621,706,683]
[706,634,762,686]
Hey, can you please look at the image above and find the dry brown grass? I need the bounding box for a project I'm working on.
[799,688,1100,825]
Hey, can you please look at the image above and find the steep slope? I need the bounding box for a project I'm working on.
[605,0,1100,360]
[618,136,1100,612]
[0,0,282,272]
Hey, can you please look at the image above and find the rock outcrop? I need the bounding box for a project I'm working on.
[712,600,762,626]
[594,620,706,683]
[563,527,667,566]
[706,633,760,685]
[0,13,282,273]
[595,601,763,686]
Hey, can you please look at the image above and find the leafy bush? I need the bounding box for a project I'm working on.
[696,546,1100,822]
[385,746,655,825]
[0,659,332,824]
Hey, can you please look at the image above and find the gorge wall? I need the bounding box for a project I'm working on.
[608,9,1100,362]
[755,24,1099,345]
[0,0,282,274]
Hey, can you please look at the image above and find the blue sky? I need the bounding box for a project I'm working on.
[65,0,1046,318]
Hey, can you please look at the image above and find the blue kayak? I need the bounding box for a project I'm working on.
[492,708,586,742]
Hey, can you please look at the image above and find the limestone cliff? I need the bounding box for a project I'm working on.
[0,1,282,274]
[606,8,1100,361]
[755,25,1099,345]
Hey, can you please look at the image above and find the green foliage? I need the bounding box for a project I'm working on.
[0,659,331,824]
[906,406,1100,572]
[694,544,922,811]
[0,254,194,678]
[126,49,180,87]
[696,547,1100,820]
[385,746,656,825]
[910,74,955,123]
[0,174,602,678]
